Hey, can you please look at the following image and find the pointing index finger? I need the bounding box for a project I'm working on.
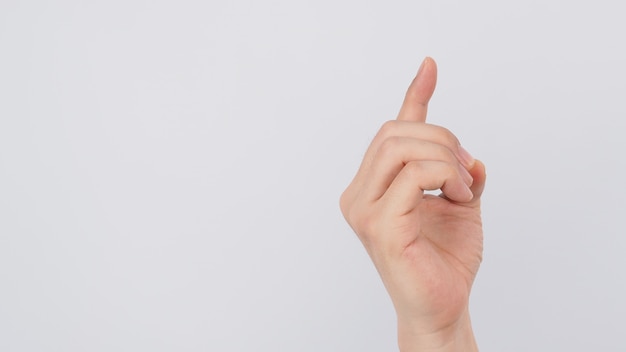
[396,57,438,123]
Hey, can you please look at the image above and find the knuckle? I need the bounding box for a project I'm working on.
[438,126,461,147]
[447,163,462,179]
[403,160,424,178]
[379,120,397,137]
[378,136,402,157]
[441,145,459,163]
[450,168,462,186]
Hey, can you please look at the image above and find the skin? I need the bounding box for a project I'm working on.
[339,57,486,352]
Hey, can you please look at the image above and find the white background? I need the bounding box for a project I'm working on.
[1,0,625,351]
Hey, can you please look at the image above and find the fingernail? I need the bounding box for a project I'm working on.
[458,146,475,168]
[462,184,474,201]
[459,164,474,186]
[416,57,428,76]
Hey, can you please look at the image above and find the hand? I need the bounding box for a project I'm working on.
[339,57,486,351]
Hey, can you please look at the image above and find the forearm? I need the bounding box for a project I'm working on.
[397,309,478,352]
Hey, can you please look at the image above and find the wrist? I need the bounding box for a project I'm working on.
[397,309,478,352]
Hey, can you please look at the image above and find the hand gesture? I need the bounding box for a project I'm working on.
[340,58,486,351]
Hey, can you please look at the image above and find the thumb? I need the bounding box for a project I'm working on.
[397,57,438,122]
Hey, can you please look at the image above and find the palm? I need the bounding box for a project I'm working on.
[385,194,483,328]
